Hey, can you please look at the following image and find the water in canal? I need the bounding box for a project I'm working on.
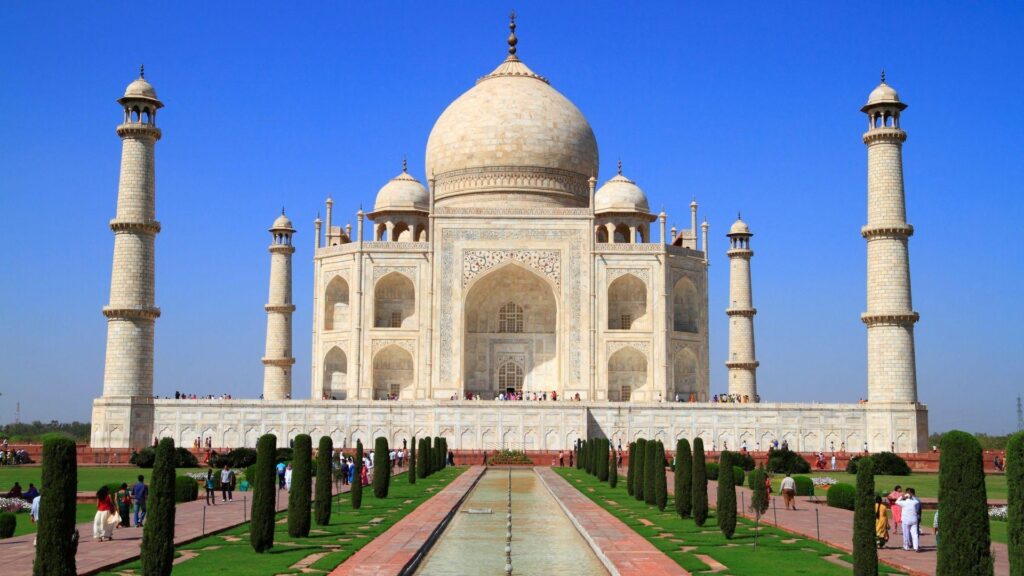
[415,468,608,575]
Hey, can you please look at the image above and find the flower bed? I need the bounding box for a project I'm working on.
[487,450,532,465]
[812,477,838,488]
[0,498,31,513]
[990,505,1008,521]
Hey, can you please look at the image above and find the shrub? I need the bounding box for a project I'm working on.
[373,437,390,499]
[351,441,363,510]
[288,434,312,538]
[250,434,277,553]
[173,447,199,469]
[692,437,708,527]
[633,439,647,502]
[732,466,745,489]
[675,439,692,518]
[706,462,720,480]
[644,439,658,506]
[848,452,910,476]
[417,437,428,479]
[434,437,443,473]
[598,438,609,482]
[655,441,667,512]
[487,450,532,465]
[609,446,618,488]
[1006,431,1024,574]
[275,447,294,463]
[826,483,856,511]
[213,447,258,469]
[174,476,199,503]
[749,467,769,520]
[732,451,756,471]
[718,452,737,539]
[439,438,448,469]
[132,447,156,468]
[937,430,993,575]
[0,512,16,538]
[33,436,77,576]
[794,475,815,496]
[767,448,810,474]
[626,442,636,497]
[408,436,417,484]
[315,436,333,526]
[142,438,177,576]
[853,456,877,576]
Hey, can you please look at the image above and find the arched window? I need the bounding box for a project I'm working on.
[613,224,630,243]
[392,221,411,242]
[374,272,415,328]
[498,361,524,394]
[673,276,699,333]
[608,347,647,401]
[596,226,608,243]
[607,274,647,330]
[498,302,524,333]
[323,347,348,399]
[324,276,349,331]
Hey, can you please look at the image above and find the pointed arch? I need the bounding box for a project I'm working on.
[608,273,647,330]
[324,276,350,331]
[323,346,348,399]
[613,223,630,243]
[671,347,698,401]
[672,276,699,333]
[372,344,414,399]
[608,347,648,401]
[392,221,412,242]
[374,271,416,328]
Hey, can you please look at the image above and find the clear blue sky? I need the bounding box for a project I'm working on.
[1,2,1021,434]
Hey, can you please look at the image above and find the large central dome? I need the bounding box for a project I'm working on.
[425,33,599,209]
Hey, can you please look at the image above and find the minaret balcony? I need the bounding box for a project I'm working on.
[110,219,161,234]
[861,311,920,326]
[861,224,913,239]
[102,305,161,320]
[862,128,907,144]
[726,248,753,258]
[725,308,757,317]
[725,360,759,369]
[262,357,296,366]
[116,123,162,140]
[264,304,296,313]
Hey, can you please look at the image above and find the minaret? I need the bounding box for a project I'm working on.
[726,216,758,401]
[96,67,163,448]
[861,73,919,403]
[262,211,296,400]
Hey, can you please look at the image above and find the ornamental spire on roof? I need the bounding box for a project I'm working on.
[508,10,518,56]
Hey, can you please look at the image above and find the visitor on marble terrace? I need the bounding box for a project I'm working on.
[172,391,234,400]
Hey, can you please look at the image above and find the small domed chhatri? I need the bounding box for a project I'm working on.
[595,164,650,213]
[373,162,429,212]
[862,70,907,111]
[120,65,162,106]
[728,216,751,236]
[271,210,294,231]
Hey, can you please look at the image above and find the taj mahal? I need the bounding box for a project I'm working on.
[91,17,928,453]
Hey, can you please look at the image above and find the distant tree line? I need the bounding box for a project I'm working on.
[0,421,90,442]
[928,431,1016,451]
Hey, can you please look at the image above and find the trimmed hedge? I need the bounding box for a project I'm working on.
[826,483,856,511]
[33,436,77,576]
[633,439,647,502]
[675,439,692,518]
[794,475,815,496]
[749,467,769,519]
[287,434,312,538]
[626,442,636,497]
[1007,431,1024,575]
[732,451,756,471]
[315,436,333,526]
[706,462,720,480]
[767,449,811,474]
[408,436,417,484]
[644,439,658,506]
[141,438,177,576]
[692,437,708,527]
[212,447,258,469]
[717,451,737,539]
[848,452,911,476]
[937,430,993,575]
[732,466,745,489]
[250,434,277,553]
[654,441,667,512]
[0,513,16,538]
[351,441,363,509]
[174,476,199,503]
[609,446,618,488]
[853,456,877,576]
[373,437,390,499]
[131,446,199,469]
[417,437,428,479]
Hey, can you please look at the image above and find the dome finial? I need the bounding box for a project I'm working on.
[617,159,622,175]
[402,155,408,173]
[880,69,886,84]
[281,206,286,216]
[140,64,145,79]
[507,10,518,56]
[737,211,742,220]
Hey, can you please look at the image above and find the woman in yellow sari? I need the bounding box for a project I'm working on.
[874,495,890,548]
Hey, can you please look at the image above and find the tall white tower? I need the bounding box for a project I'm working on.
[726,216,758,401]
[93,68,163,448]
[861,74,919,403]
[262,211,296,400]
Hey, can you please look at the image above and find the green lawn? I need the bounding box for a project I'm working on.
[0,466,209,493]
[9,503,96,537]
[557,468,905,576]
[770,471,1007,500]
[95,467,466,576]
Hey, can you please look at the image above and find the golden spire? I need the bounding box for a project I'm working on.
[508,10,518,56]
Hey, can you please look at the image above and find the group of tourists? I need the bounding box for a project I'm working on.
[172,391,234,400]
[202,465,239,505]
[873,485,935,552]
[711,393,761,403]
[92,475,148,542]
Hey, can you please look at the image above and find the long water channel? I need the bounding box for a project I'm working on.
[415,468,608,575]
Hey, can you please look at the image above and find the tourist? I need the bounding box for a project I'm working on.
[830,454,837,471]
[558,451,564,467]
[764,471,772,503]
[277,460,287,489]
[360,462,369,486]
[780,473,797,510]
[568,450,574,467]
[115,482,132,527]
[131,474,148,528]
[933,505,939,546]
[863,441,869,454]
[205,469,217,505]
[886,485,903,535]
[285,464,293,491]
[874,496,890,548]
[221,464,235,502]
[93,486,117,541]
[6,481,23,498]
[23,482,39,502]
[896,489,920,552]
[30,491,40,546]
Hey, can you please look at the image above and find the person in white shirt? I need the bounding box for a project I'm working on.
[284,464,293,491]
[896,488,921,551]
[30,493,41,546]
[830,454,837,471]
[780,474,797,510]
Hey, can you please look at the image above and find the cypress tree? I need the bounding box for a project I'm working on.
[576,440,583,470]
[250,433,277,552]
[749,467,769,520]
[315,436,333,526]
[373,437,390,498]
[644,438,657,505]
[426,437,435,476]
[598,439,609,481]
[692,437,709,527]
[434,436,444,472]
[441,438,448,468]
[417,437,428,479]
[288,434,312,538]
[609,444,618,488]
[937,430,993,576]
[717,451,737,539]
[675,438,692,518]
[32,436,77,576]
[853,456,877,576]
[655,441,668,511]
[408,436,417,484]
[142,438,177,574]
[626,442,636,496]
[581,440,589,474]
[351,440,364,509]
[1007,431,1024,575]
[634,439,647,501]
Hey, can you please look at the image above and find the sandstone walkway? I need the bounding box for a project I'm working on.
[329,466,486,576]
[0,473,371,576]
[665,471,1010,576]
[536,467,689,576]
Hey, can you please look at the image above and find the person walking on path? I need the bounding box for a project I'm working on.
[205,469,217,505]
[30,491,40,546]
[780,473,797,510]
[220,464,235,502]
[93,486,117,541]
[131,474,148,528]
[896,488,921,552]
[887,485,903,535]
[932,506,939,546]
[115,482,132,527]
[874,496,890,548]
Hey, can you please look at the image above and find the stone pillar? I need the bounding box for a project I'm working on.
[860,77,919,404]
[93,70,164,449]
[725,218,758,400]
[262,212,296,400]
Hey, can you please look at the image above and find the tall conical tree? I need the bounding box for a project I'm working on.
[288,434,312,537]
[408,436,417,484]
[142,438,177,574]
[644,439,658,505]
[717,451,736,539]
[626,442,636,497]
[609,444,619,488]
[937,431,993,576]
[675,438,693,518]
[32,436,77,576]
[417,437,428,479]
[434,436,443,473]
[655,441,668,511]
[692,437,709,527]
[351,441,364,510]
[373,437,390,498]
[853,456,877,576]
[315,436,333,526]
[250,434,277,552]
[634,439,647,501]
[598,438,609,481]
[1007,431,1024,575]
